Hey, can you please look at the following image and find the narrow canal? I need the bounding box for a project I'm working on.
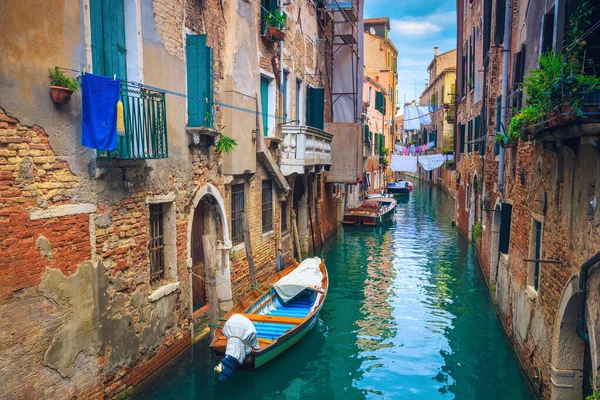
[135,181,534,399]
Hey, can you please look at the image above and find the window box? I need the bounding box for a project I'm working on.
[98,84,168,160]
[265,27,285,41]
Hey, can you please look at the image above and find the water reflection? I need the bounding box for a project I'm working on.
[134,181,533,400]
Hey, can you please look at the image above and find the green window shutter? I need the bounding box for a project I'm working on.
[186,35,213,127]
[269,0,278,12]
[260,77,270,136]
[460,124,465,153]
[474,116,480,153]
[375,91,386,115]
[90,0,127,79]
[467,120,473,153]
[306,87,324,130]
[364,125,371,147]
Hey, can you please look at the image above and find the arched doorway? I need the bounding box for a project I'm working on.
[468,174,478,241]
[187,184,233,320]
[489,202,502,284]
[551,275,592,399]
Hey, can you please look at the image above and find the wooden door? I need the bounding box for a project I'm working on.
[191,201,206,310]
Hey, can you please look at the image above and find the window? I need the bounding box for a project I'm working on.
[186,35,214,127]
[231,184,245,245]
[494,96,502,156]
[467,119,473,153]
[375,91,386,115]
[369,87,373,105]
[149,204,165,284]
[317,174,322,199]
[465,184,470,210]
[495,0,506,46]
[260,75,276,136]
[512,44,526,110]
[296,79,303,125]
[498,203,513,254]
[459,123,465,153]
[540,9,555,55]
[262,180,274,233]
[261,0,279,34]
[283,71,290,123]
[281,200,288,232]
[306,87,325,130]
[473,115,481,153]
[528,219,543,291]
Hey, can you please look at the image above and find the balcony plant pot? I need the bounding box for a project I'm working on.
[268,27,285,41]
[503,140,517,148]
[543,110,562,129]
[50,86,74,105]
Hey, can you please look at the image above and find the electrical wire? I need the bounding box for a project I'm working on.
[58,66,288,122]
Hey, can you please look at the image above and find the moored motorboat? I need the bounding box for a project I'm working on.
[210,257,328,379]
[386,180,413,196]
[341,196,397,226]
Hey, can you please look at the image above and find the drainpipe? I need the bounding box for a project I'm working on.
[279,0,285,136]
[498,0,512,194]
[577,250,600,342]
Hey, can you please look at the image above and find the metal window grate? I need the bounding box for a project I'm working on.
[262,180,273,233]
[281,200,288,232]
[231,184,245,245]
[149,203,165,284]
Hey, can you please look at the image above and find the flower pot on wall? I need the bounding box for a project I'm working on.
[268,27,285,41]
[50,86,74,105]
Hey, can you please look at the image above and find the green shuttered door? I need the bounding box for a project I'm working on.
[260,77,270,136]
[306,87,325,130]
[186,34,214,128]
[90,0,127,80]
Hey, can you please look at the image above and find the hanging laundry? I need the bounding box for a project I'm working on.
[418,154,446,171]
[82,73,121,151]
[403,106,432,130]
[391,155,418,172]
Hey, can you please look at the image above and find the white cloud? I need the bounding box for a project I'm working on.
[389,10,456,37]
[391,20,442,36]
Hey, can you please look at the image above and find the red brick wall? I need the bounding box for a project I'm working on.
[0,109,90,299]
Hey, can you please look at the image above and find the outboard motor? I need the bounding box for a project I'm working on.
[214,314,259,381]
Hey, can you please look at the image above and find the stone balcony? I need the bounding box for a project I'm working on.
[280,125,333,176]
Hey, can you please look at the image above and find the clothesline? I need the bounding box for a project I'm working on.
[390,154,453,172]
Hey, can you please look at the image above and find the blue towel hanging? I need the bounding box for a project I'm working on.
[81,73,121,151]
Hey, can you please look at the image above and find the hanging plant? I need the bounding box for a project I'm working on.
[216,131,238,156]
[48,67,79,105]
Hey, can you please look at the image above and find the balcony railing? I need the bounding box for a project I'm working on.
[280,125,333,176]
[98,84,168,160]
[532,90,600,143]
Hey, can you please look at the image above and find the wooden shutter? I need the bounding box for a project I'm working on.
[260,77,270,136]
[307,87,325,130]
[186,34,213,127]
[498,203,513,254]
[495,0,506,46]
[90,0,127,79]
[467,120,472,153]
[460,124,465,153]
[474,116,480,153]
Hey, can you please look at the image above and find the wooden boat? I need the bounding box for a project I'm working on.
[386,180,413,196]
[210,258,328,371]
[341,196,397,226]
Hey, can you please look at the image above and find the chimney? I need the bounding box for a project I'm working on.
[434,47,439,57]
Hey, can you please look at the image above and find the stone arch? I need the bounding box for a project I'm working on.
[550,274,590,399]
[187,183,233,317]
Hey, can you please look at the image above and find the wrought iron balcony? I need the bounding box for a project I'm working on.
[98,84,168,160]
[280,125,333,176]
[533,90,600,144]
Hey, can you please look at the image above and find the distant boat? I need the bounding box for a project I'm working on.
[386,181,413,196]
[210,257,328,379]
[342,196,397,226]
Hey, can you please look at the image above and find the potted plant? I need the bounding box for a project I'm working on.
[264,10,287,41]
[49,67,79,105]
[441,146,454,155]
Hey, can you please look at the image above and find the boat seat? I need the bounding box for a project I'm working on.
[239,313,304,325]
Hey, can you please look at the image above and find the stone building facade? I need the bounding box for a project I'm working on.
[363,17,398,194]
[453,0,600,397]
[0,0,364,397]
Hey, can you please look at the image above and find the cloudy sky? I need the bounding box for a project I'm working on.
[364,0,457,115]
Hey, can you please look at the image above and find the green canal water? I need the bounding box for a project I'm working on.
[135,182,535,399]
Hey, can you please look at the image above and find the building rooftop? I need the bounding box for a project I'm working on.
[365,17,390,30]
